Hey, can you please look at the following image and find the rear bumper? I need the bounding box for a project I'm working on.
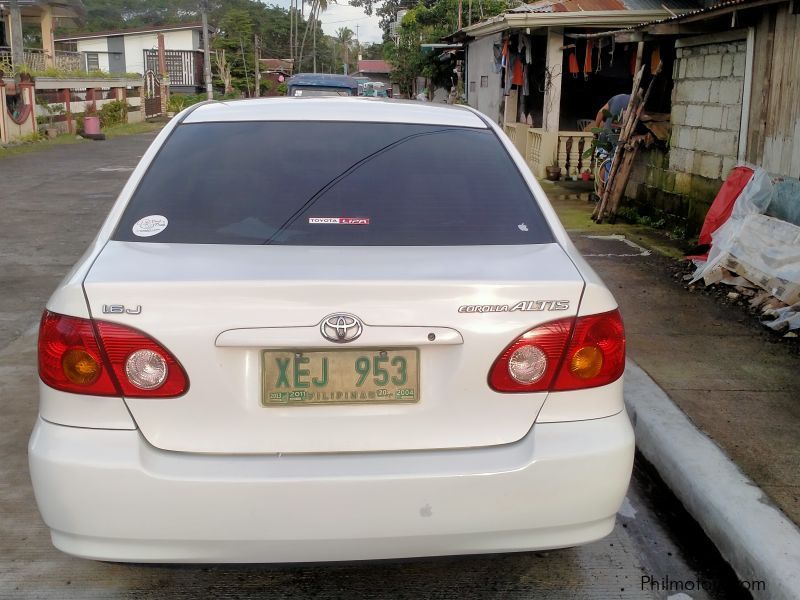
[29,412,634,563]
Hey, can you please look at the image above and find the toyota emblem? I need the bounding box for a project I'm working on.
[320,313,363,343]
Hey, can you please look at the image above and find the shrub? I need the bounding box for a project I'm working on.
[99,100,128,127]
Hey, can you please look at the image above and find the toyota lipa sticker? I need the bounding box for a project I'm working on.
[132,215,169,237]
[308,217,370,225]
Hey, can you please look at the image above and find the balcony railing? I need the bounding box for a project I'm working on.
[502,122,596,179]
[144,49,202,87]
[0,47,84,74]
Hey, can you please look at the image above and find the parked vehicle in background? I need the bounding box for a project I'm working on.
[29,97,633,563]
[361,81,388,97]
[286,73,359,97]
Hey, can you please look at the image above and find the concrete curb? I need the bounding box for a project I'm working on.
[624,359,800,600]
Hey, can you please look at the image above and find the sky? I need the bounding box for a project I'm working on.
[262,0,386,44]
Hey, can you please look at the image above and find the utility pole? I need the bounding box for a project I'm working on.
[289,0,294,63]
[201,1,213,100]
[254,34,261,97]
[457,0,462,30]
[312,9,317,73]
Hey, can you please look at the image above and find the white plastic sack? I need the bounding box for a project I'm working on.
[691,168,800,329]
[691,167,773,284]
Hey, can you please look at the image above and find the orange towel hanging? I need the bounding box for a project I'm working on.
[650,45,661,74]
[568,50,580,77]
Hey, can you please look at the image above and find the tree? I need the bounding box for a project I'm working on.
[297,0,329,73]
[386,0,509,97]
[335,27,356,74]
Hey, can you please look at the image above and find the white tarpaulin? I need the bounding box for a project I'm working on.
[692,168,800,330]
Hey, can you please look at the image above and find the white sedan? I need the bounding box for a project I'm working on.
[29,97,633,563]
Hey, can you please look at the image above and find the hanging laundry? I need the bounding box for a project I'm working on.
[512,57,524,86]
[523,65,530,96]
[596,41,603,73]
[492,42,503,73]
[584,39,594,79]
[610,37,616,66]
[650,45,661,74]
[521,35,533,64]
[568,50,580,77]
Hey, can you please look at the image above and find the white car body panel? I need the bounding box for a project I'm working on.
[82,242,584,454]
[31,97,634,562]
[30,411,634,562]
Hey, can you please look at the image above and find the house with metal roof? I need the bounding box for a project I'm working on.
[460,0,700,178]
[352,59,397,97]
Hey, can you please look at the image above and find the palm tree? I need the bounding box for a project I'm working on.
[335,27,355,74]
[298,0,330,73]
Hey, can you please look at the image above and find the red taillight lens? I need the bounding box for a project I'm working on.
[38,310,188,398]
[488,309,625,393]
[552,310,625,390]
[39,312,119,396]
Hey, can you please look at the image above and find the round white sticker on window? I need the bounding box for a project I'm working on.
[132,215,169,237]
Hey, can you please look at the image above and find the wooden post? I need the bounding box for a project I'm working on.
[158,34,169,115]
[595,62,663,222]
[0,79,7,143]
[63,87,73,133]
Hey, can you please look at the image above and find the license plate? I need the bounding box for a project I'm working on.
[261,349,420,406]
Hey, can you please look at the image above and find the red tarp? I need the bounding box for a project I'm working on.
[687,166,754,260]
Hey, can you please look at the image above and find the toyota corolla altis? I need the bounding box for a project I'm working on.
[29,97,634,563]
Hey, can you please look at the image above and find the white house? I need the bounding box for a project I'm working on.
[55,23,211,91]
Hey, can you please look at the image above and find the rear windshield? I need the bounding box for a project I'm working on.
[113,121,554,246]
[290,87,354,96]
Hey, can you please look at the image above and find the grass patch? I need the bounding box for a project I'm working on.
[103,121,163,139]
[0,132,86,158]
[1,121,163,159]
[543,181,689,260]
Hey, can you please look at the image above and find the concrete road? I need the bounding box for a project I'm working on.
[0,133,749,599]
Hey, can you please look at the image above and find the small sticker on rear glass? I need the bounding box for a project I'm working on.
[132,215,168,237]
[308,217,370,225]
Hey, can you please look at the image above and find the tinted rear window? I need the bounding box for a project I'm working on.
[113,121,554,245]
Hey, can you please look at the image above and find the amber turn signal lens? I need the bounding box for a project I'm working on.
[569,346,603,379]
[61,348,102,385]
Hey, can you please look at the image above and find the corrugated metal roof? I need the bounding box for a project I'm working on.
[629,0,767,28]
[511,0,699,13]
[356,59,392,74]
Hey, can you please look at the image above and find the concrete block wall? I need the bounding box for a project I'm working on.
[669,39,746,184]
[624,35,749,235]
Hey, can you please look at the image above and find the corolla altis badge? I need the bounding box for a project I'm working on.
[320,313,363,343]
[458,300,570,313]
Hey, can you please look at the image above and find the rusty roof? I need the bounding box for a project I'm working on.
[512,0,699,13]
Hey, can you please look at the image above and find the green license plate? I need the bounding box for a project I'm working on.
[261,348,420,406]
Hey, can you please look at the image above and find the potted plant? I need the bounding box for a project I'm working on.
[545,165,562,181]
[37,98,64,139]
[16,63,33,83]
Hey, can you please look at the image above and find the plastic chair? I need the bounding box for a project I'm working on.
[577,118,594,132]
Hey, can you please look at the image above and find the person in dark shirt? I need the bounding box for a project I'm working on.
[591,93,631,130]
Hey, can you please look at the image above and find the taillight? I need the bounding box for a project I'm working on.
[38,310,188,398]
[488,309,625,393]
